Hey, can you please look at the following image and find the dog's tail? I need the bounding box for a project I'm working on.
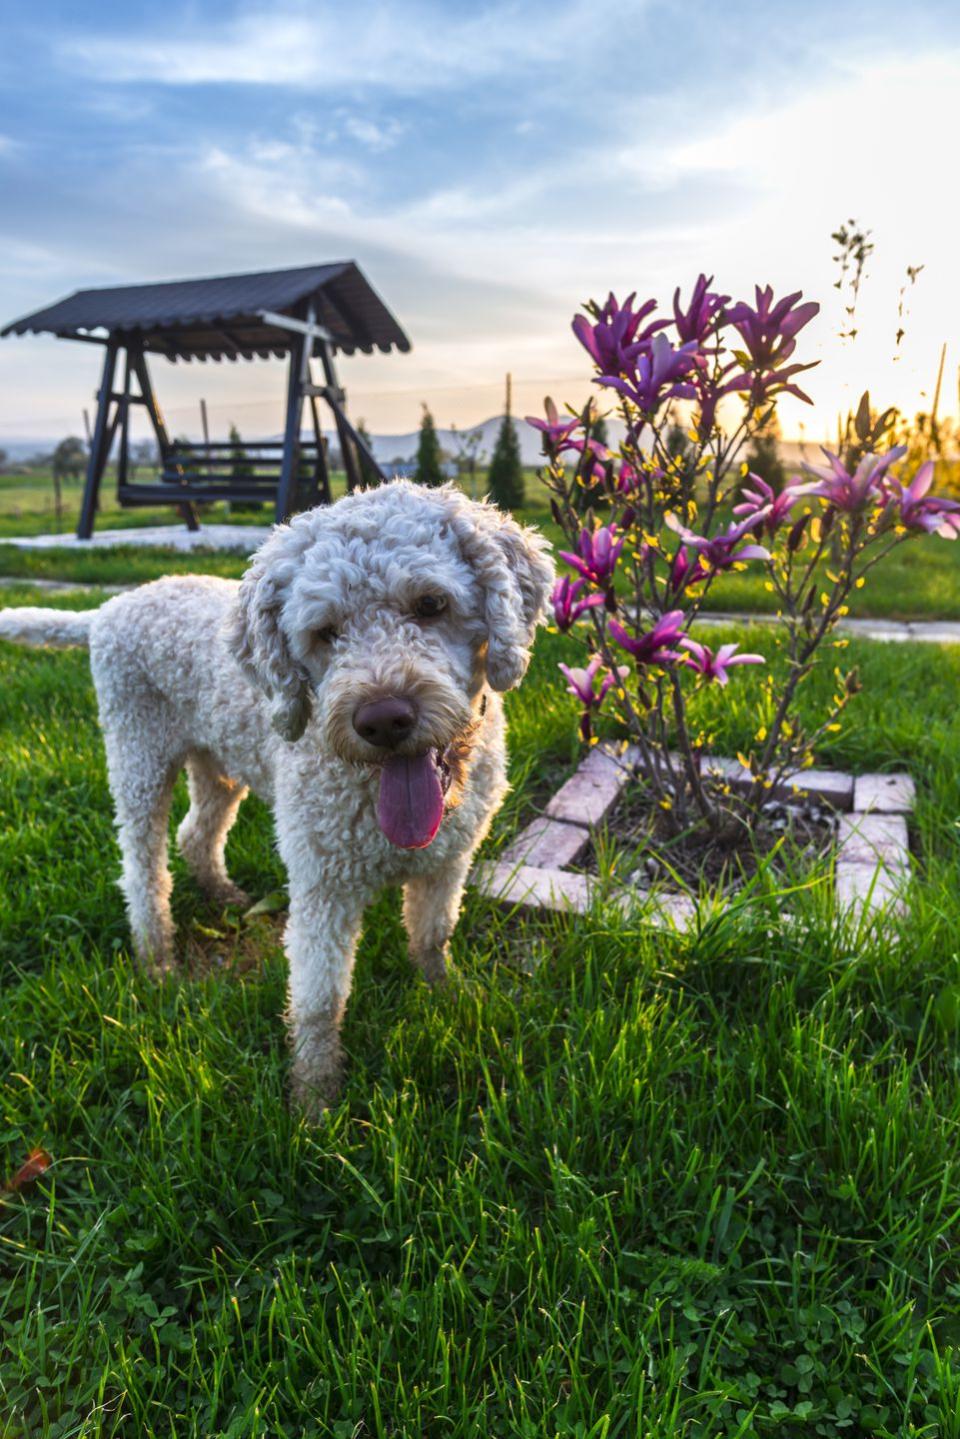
[0,606,96,649]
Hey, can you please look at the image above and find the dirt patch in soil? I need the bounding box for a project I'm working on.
[580,780,838,894]
[181,910,286,977]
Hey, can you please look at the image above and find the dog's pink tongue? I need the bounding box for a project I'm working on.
[377,753,444,849]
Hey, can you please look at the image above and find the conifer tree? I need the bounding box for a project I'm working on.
[487,374,524,510]
[414,406,445,487]
[356,419,379,485]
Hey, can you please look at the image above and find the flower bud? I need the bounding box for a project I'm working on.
[820,506,836,539]
[787,513,810,552]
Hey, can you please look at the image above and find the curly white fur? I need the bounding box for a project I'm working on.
[0,482,554,1116]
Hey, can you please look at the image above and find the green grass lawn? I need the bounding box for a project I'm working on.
[0,470,279,540]
[3,577,960,1435]
[4,468,960,621]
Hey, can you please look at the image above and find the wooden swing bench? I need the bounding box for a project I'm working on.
[1,262,411,537]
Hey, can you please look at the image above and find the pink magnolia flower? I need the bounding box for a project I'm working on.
[563,435,613,493]
[552,575,605,631]
[597,332,701,414]
[723,285,820,406]
[665,511,771,571]
[668,544,708,594]
[733,473,802,536]
[608,610,687,666]
[884,460,960,537]
[673,274,729,345]
[725,286,819,370]
[558,656,628,740]
[680,638,765,686]
[526,398,581,455]
[560,525,623,587]
[615,458,641,495]
[798,446,906,513]
[571,292,667,375]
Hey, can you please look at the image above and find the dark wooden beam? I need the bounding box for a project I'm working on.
[317,342,386,491]
[309,393,331,506]
[77,339,119,539]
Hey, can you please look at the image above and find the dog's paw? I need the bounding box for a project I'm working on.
[143,953,181,982]
[410,944,453,987]
[203,881,251,909]
[290,1068,341,1124]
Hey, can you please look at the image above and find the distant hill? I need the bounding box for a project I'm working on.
[366,420,817,475]
[0,426,820,475]
[0,439,54,464]
[368,414,547,470]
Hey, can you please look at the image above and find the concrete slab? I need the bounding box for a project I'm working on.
[501,816,592,869]
[779,767,855,810]
[853,772,916,814]
[472,861,594,914]
[835,859,909,913]
[836,812,910,868]
[545,755,629,828]
[904,623,960,644]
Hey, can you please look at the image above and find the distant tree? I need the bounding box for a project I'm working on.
[485,373,524,509]
[665,420,692,464]
[51,436,86,531]
[414,406,445,487]
[228,422,262,511]
[450,423,484,498]
[228,423,253,482]
[355,418,379,485]
[744,411,787,490]
[0,447,8,473]
[128,439,157,481]
[487,412,524,511]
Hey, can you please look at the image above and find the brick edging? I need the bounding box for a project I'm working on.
[472,744,913,927]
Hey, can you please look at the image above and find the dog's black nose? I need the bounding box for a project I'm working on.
[353,696,418,749]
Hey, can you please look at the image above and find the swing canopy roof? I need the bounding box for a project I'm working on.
[1,261,411,363]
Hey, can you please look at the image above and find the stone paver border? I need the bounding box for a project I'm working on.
[473,744,913,928]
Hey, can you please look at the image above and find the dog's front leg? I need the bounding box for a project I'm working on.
[403,852,474,986]
[284,879,369,1119]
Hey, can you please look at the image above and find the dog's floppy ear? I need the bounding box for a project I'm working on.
[225,524,313,742]
[442,489,555,691]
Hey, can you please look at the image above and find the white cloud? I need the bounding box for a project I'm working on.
[59,1,640,92]
[342,115,405,152]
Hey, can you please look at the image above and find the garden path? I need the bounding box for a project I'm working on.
[1,570,957,645]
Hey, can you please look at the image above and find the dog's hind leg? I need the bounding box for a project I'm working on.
[101,718,182,975]
[177,750,250,908]
[403,853,473,986]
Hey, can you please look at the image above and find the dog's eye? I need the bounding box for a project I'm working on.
[414,594,447,620]
[314,626,338,644]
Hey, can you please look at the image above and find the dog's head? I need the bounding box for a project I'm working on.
[226,481,554,848]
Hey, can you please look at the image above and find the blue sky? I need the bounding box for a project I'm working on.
[1,0,959,445]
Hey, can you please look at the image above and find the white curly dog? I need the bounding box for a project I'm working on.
[0,481,554,1113]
